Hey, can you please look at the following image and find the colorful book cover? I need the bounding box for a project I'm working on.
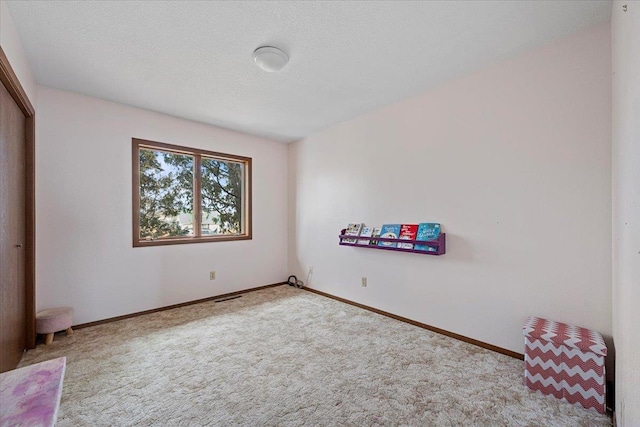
[343,223,363,244]
[357,226,374,245]
[369,227,382,245]
[398,224,419,249]
[377,224,401,247]
[415,223,441,252]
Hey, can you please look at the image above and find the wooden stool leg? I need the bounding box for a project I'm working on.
[66,327,74,335]
[45,333,54,345]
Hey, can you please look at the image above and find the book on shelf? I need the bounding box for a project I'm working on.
[414,223,441,252]
[398,224,419,249]
[377,224,401,248]
[370,227,382,245]
[357,226,374,245]
[343,223,363,244]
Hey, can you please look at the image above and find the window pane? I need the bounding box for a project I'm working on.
[201,157,244,235]
[139,148,194,239]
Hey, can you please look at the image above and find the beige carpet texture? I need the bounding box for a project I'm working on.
[19,285,611,426]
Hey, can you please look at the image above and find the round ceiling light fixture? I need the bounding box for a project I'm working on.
[252,46,289,72]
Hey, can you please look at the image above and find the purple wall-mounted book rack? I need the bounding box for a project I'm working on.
[338,229,446,256]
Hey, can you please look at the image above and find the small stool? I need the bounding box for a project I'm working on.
[36,307,74,345]
[523,316,607,414]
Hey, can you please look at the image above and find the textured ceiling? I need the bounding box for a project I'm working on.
[7,1,611,142]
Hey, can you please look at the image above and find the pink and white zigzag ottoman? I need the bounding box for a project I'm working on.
[523,316,607,414]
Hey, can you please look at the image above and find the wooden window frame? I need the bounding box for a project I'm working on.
[132,138,252,247]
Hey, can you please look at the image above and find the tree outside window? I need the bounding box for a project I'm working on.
[133,138,251,247]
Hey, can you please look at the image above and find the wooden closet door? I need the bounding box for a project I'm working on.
[0,79,27,373]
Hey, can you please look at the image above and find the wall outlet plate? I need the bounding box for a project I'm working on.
[210,271,216,280]
[361,277,367,287]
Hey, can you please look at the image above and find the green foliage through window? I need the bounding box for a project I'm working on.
[201,157,243,234]
[134,139,251,245]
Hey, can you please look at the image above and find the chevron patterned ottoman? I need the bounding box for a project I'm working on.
[522,316,607,414]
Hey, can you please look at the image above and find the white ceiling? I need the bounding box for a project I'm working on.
[7,1,611,142]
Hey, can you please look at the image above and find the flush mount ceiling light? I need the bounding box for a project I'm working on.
[252,46,289,72]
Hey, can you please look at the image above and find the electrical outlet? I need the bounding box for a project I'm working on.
[309,266,313,274]
[209,271,216,280]
[361,277,367,287]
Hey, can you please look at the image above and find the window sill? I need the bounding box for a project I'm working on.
[133,234,252,247]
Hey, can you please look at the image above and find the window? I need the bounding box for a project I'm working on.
[132,138,251,247]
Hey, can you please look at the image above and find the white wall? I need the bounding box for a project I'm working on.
[0,0,36,104]
[612,2,640,425]
[36,86,288,324]
[289,24,612,357]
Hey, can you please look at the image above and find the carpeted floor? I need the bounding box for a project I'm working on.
[19,285,611,426]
